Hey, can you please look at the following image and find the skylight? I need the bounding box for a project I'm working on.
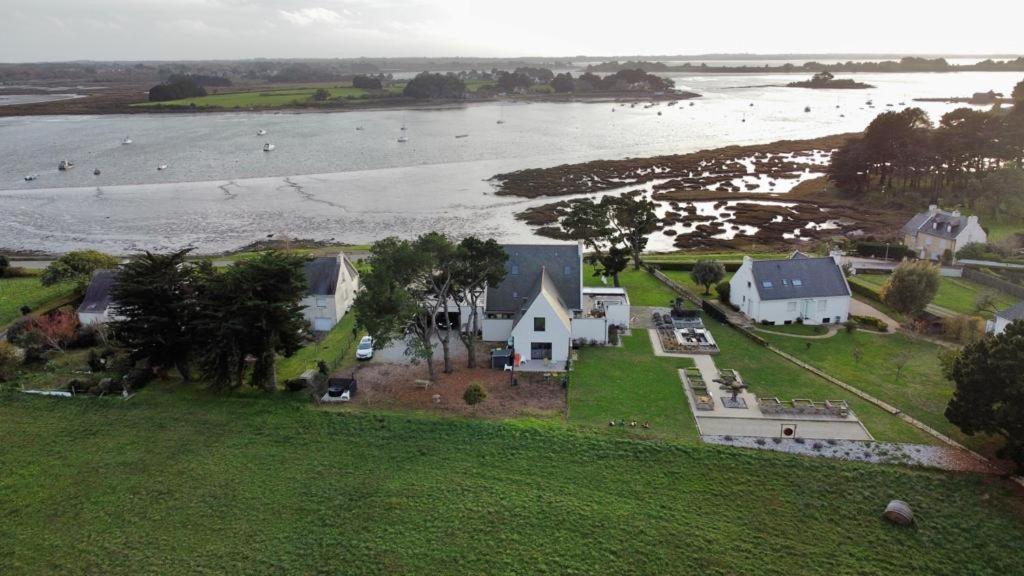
[793,279,803,286]
[762,281,773,288]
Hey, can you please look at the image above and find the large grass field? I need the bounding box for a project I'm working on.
[570,331,697,440]
[849,274,1016,317]
[759,330,1002,455]
[703,316,935,444]
[3,388,1023,575]
[582,265,678,306]
[134,84,407,108]
[276,312,361,381]
[0,277,77,328]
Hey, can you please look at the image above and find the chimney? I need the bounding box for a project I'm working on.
[928,204,939,214]
[967,215,979,226]
[951,209,961,217]
[829,249,844,266]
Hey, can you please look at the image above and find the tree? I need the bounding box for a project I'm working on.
[0,341,25,381]
[402,72,466,99]
[0,254,8,277]
[690,260,726,295]
[551,73,575,93]
[450,237,507,369]
[148,77,207,102]
[41,250,118,292]
[312,88,330,102]
[352,75,382,90]
[33,307,79,352]
[880,261,939,316]
[944,320,1024,470]
[1013,78,1024,102]
[589,246,629,288]
[110,250,198,381]
[609,194,659,270]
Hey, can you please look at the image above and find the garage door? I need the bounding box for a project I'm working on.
[314,318,334,332]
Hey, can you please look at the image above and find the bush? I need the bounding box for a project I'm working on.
[943,315,985,344]
[850,314,888,332]
[843,320,858,333]
[608,325,620,346]
[284,378,307,392]
[463,382,487,405]
[0,342,25,381]
[853,241,912,260]
[715,280,731,302]
[2,266,36,279]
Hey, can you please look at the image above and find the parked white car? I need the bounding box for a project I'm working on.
[356,336,374,360]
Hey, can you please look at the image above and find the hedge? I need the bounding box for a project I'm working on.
[853,241,913,260]
[848,279,883,302]
[649,261,744,273]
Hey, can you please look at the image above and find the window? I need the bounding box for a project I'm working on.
[530,342,552,360]
[782,279,789,286]
[792,279,803,286]
[563,265,572,276]
[762,281,773,289]
[533,317,545,332]
[510,262,520,275]
[747,281,751,288]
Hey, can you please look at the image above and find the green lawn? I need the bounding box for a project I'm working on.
[276,312,361,381]
[850,274,1015,318]
[134,84,406,108]
[570,331,696,440]
[644,250,790,264]
[985,221,1024,243]
[0,277,77,328]
[582,265,677,306]
[660,270,734,299]
[704,316,935,444]
[760,330,1002,455]
[3,388,1023,575]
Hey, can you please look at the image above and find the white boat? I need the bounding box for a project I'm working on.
[397,135,409,143]
[24,174,38,181]
[58,159,74,171]
[157,164,168,171]
[121,136,132,145]
[256,129,267,136]
[263,143,275,152]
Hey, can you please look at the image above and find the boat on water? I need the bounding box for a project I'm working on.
[263,143,275,152]
[93,168,101,176]
[256,129,267,136]
[121,136,132,145]
[397,135,409,143]
[804,106,811,113]
[24,174,38,181]
[866,100,873,106]
[496,119,505,125]
[657,111,662,116]
[400,124,407,131]
[355,126,364,131]
[689,102,695,107]
[455,134,469,139]
[58,159,74,171]
[157,164,168,171]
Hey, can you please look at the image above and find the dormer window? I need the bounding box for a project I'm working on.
[792,279,803,286]
[762,281,773,289]
[511,262,519,275]
[563,265,572,276]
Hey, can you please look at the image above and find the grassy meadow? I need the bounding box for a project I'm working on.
[3,388,1023,575]
[0,276,77,328]
[849,274,1016,317]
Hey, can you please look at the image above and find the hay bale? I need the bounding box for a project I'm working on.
[883,500,914,526]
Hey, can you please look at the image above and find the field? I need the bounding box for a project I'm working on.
[133,84,407,109]
[760,330,1002,455]
[849,274,1016,317]
[3,388,1023,575]
[0,276,77,328]
[704,316,935,444]
[570,331,697,440]
[660,270,734,299]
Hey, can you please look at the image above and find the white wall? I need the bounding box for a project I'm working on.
[992,315,1011,335]
[78,309,110,326]
[482,318,514,342]
[572,318,607,343]
[510,294,571,363]
[753,296,850,326]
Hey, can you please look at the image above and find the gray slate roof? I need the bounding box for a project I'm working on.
[902,211,968,240]
[997,301,1024,321]
[77,269,117,315]
[751,257,849,301]
[486,244,581,313]
[304,257,341,296]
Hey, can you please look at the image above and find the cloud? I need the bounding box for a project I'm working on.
[278,7,344,26]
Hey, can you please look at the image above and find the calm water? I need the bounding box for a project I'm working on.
[0,71,1019,254]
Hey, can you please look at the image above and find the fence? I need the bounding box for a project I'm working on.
[962,268,1024,300]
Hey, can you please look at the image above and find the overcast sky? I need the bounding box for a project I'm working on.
[2,0,1023,62]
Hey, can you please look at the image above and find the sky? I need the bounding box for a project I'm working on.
[2,0,1023,62]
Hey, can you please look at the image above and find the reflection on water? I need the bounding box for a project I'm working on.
[0,71,1019,254]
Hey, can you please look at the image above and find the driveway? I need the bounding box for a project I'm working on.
[849,298,900,331]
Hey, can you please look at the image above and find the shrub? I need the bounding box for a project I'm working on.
[463,382,487,405]
[850,314,888,332]
[284,378,307,392]
[0,342,25,381]
[608,325,620,346]
[881,261,940,316]
[0,254,7,275]
[843,320,858,333]
[69,323,100,349]
[755,438,766,446]
[715,280,731,302]
[943,314,985,344]
[812,442,824,451]
[2,266,36,279]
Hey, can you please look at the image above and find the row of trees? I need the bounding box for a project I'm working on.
[104,250,309,391]
[354,235,507,382]
[402,72,467,99]
[147,77,208,102]
[828,83,1024,200]
[550,69,675,94]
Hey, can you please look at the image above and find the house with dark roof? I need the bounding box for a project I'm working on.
[301,253,360,332]
[729,252,851,326]
[991,301,1024,335]
[902,205,986,261]
[481,243,627,370]
[77,269,118,325]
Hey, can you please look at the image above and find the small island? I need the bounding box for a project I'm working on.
[787,71,874,89]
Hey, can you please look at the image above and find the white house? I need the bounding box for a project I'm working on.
[301,253,360,332]
[481,243,629,370]
[729,252,851,326]
[990,301,1024,335]
[77,269,118,325]
[902,205,987,261]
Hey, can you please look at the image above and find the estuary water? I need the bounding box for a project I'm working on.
[0,71,1019,254]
